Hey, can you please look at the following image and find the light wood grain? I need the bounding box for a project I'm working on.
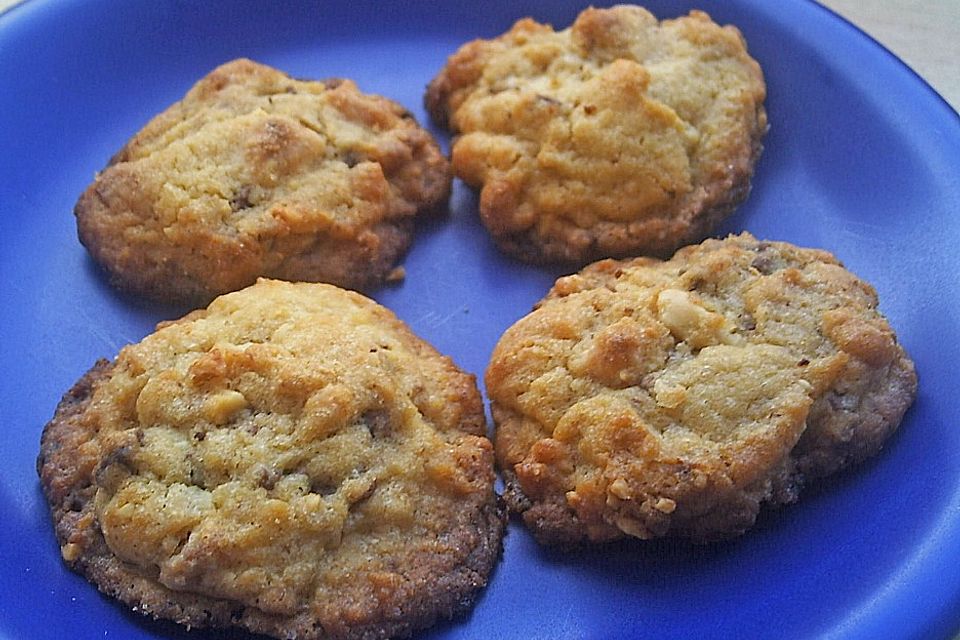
[818,0,959,111]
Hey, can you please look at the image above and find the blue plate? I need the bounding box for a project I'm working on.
[1,1,958,639]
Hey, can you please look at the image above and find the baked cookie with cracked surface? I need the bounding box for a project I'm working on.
[76,58,451,304]
[38,279,504,640]
[426,5,767,263]
[486,233,916,544]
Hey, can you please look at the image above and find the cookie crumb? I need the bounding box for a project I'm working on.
[386,266,406,283]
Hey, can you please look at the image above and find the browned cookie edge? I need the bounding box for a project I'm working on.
[38,359,506,640]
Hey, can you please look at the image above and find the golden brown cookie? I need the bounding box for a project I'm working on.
[76,59,451,304]
[426,6,767,263]
[486,233,916,544]
[38,280,504,640]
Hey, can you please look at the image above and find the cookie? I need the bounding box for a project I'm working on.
[76,58,451,304]
[426,6,767,263]
[486,233,916,544]
[38,280,504,640]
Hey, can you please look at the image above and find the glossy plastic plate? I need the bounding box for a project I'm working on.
[1,1,958,638]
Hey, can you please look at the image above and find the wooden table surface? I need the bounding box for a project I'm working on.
[1,0,957,112]
[819,0,959,112]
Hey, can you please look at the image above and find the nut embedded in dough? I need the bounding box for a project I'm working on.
[38,279,504,640]
[76,58,452,304]
[426,6,768,263]
[486,233,916,545]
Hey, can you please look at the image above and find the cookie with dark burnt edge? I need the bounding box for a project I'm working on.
[38,280,505,640]
[487,233,916,545]
[426,5,767,264]
[76,58,451,305]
